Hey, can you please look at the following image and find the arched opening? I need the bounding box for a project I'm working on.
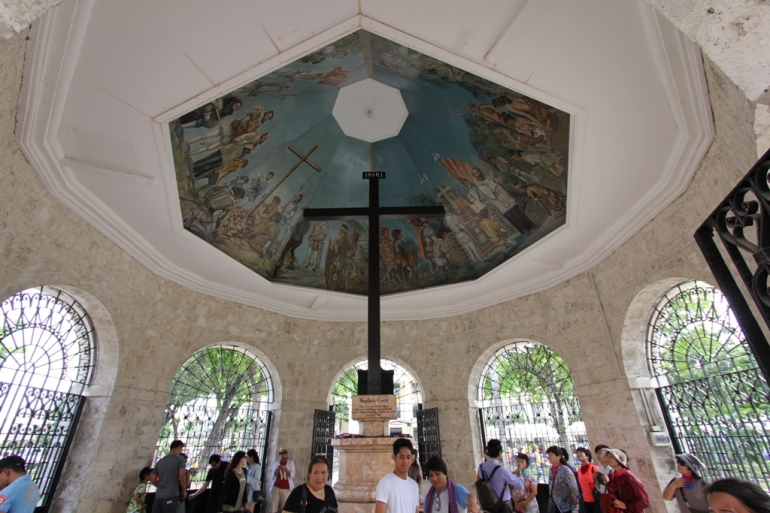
[328,357,423,483]
[476,341,587,483]
[647,280,770,489]
[0,286,96,509]
[154,344,275,490]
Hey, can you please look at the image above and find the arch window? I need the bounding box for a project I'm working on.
[155,345,273,489]
[330,358,422,437]
[0,286,96,508]
[477,342,587,483]
[648,281,770,488]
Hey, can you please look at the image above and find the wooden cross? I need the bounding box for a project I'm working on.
[303,172,444,394]
[248,145,322,214]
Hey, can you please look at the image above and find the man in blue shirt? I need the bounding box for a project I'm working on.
[477,440,523,513]
[0,455,41,513]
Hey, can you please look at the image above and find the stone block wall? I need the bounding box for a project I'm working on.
[0,13,765,513]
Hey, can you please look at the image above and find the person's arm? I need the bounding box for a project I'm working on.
[188,480,210,500]
[519,476,537,507]
[134,492,147,511]
[661,477,682,501]
[465,494,481,513]
[286,460,294,478]
[179,468,188,500]
[375,502,388,513]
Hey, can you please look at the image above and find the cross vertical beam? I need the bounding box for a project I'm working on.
[368,175,381,394]
[303,171,444,395]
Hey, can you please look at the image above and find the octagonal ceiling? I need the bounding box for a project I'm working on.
[17,0,712,320]
[173,30,569,296]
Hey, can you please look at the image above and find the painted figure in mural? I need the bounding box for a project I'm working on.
[441,203,484,263]
[507,150,565,178]
[189,106,272,155]
[413,218,437,273]
[243,171,274,204]
[183,185,245,240]
[248,196,282,256]
[325,225,357,291]
[304,221,330,273]
[510,178,567,218]
[274,218,311,274]
[276,193,305,249]
[461,179,490,215]
[491,93,558,135]
[180,94,243,130]
[191,133,270,180]
[379,227,400,284]
[436,184,476,222]
[471,167,537,236]
[480,207,510,250]
[435,229,472,266]
[392,229,418,286]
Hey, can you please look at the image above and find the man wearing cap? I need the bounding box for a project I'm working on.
[0,455,40,513]
[269,448,294,513]
[153,440,188,513]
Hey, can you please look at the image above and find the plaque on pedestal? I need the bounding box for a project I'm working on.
[351,395,397,421]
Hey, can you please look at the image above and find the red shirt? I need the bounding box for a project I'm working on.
[578,463,598,502]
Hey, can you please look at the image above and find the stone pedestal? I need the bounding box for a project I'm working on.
[332,434,394,513]
[333,396,399,513]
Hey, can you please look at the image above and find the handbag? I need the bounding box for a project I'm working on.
[252,490,264,503]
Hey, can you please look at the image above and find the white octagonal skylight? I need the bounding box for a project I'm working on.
[332,78,408,143]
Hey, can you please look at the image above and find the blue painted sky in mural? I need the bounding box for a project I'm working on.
[173,30,569,296]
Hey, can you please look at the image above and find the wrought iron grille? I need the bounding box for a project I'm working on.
[416,407,441,477]
[330,358,422,435]
[0,286,96,510]
[155,345,274,490]
[647,281,770,489]
[311,409,335,470]
[477,342,587,483]
[694,146,770,382]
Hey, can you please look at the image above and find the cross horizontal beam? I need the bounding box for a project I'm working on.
[303,205,444,221]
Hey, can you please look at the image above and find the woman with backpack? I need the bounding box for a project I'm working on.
[661,453,708,513]
[511,453,539,513]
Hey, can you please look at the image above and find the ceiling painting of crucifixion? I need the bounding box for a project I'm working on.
[172,29,570,296]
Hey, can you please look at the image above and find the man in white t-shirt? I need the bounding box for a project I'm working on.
[376,438,421,513]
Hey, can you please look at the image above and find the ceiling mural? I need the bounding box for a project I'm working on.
[172,30,570,296]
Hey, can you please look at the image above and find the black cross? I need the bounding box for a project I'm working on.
[303,172,444,394]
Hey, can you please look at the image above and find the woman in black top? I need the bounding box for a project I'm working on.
[282,456,337,513]
[220,451,249,512]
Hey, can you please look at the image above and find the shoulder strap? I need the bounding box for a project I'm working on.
[300,484,308,513]
[478,464,489,480]
[488,466,504,502]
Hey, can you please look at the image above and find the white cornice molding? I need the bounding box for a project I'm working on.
[17,3,713,322]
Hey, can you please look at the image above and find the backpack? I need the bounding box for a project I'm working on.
[475,464,505,513]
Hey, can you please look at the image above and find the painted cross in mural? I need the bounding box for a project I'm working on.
[303,173,444,393]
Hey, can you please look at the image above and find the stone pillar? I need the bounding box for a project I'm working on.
[332,396,398,513]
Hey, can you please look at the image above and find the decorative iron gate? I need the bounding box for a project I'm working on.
[311,409,335,470]
[416,407,441,477]
[1,287,96,511]
[648,281,770,489]
[155,345,274,489]
[476,342,587,483]
[694,146,770,382]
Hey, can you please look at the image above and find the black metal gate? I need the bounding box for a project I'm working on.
[311,409,335,469]
[416,407,441,477]
[0,385,86,511]
[694,146,770,382]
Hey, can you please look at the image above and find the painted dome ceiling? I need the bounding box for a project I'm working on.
[173,30,569,296]
[18,1,713,319]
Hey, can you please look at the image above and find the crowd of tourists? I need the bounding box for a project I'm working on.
[116,437,770,513]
